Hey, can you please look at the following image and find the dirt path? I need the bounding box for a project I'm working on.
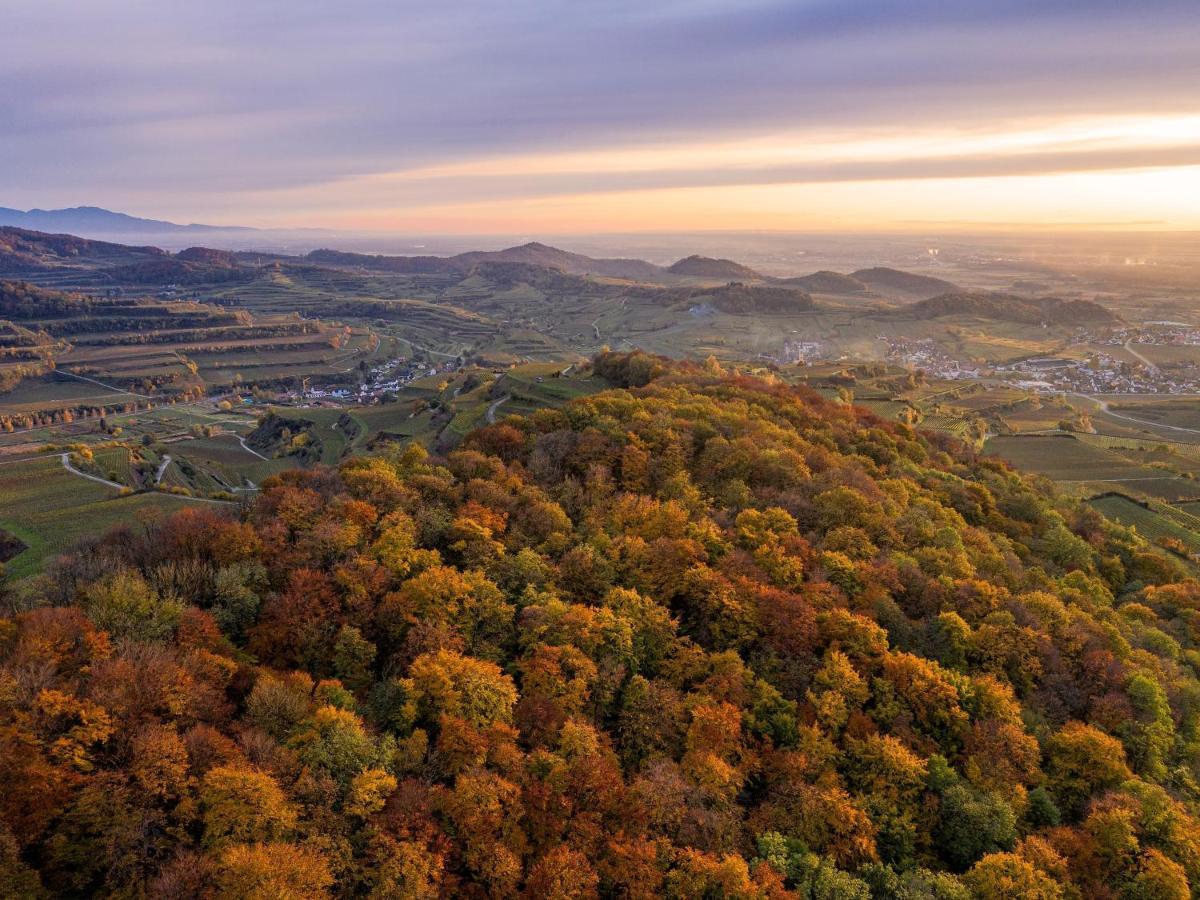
[154,455,172,485]
[1075,393,1200,436]
[55,369,157,399]
[486,394,511,423]
[238,436,269,460]
[59,452,238,505]
[60,453,123,489]
[1123,341,1160,373]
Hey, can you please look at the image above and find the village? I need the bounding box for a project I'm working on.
[881,332,1200,397]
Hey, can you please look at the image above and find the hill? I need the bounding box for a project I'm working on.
[851,266,960,297]
[902,291,1119,325]
[3,351,1198,897]
[307,242,663,280]
[778,270,870,294]
[0,226,165,273]
[668,254,761,280]
[456,241,663,279]
[691,282,814,314]
[0,205,252,235]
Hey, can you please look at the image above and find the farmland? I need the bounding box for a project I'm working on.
[0,454,202,576]
[8,225,1200,581]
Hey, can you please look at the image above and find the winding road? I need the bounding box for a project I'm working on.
[238,436,269,460]
[154,455,172,485]
[1073,393,1200,437]
[60,453,124,489]
[486,394,511,423]
[56,452,237,505]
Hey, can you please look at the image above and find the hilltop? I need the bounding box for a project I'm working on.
[0,226,165,273]
[778,270,870,294]
[901,291,1119,325]
[851,266,960,298]
[2,352,1199,897]
[667,254,762,280]
[308,241,662,280]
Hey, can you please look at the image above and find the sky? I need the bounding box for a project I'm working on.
[3,0,1200,233]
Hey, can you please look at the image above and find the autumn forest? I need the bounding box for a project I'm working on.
[3,351,1200,899]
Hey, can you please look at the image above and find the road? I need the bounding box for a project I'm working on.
[154,455,172,485]
[1122,340,1160,373]
[238,436,269,460]
[57,451,238,505]
[54,369,157,400]
[486,394,511,423]
[60,453,124,489]
[1073,393,1200,437]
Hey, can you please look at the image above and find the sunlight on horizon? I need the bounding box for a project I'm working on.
[245,113,1200,233]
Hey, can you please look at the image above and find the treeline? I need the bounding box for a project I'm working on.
[0,321,55,349]
[0,387,205,433]
[2,352,1199,897]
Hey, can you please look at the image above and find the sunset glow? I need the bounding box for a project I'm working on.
[5,1,1200,232]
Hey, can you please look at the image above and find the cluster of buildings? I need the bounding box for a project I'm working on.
[882,327,1200,396]
[776,339,829,365]
[286,356,464,404]
[1091,323,1200,347]
[879,337,985,381]
[997,354,1200,395]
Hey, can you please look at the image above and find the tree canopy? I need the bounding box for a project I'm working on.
[3,351,1200,897]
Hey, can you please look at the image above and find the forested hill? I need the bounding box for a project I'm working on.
[3,352,1200,898]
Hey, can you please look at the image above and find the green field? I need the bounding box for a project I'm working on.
[1087,493,1200,556]
[0,455,202,576]
[986,434,1178,481]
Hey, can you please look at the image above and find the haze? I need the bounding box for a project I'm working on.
[4,0,1200,233]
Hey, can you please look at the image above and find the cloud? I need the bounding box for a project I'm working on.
[1,0,1198,226]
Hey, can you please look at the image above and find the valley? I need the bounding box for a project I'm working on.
[6,225,1200,576]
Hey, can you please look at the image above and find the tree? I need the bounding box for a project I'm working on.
[524,845,600,900]
[333,625,377,693]
[1045,722,1132,818]
[407,649,517,728]
[200,766,297,849]
[214,842,333,899]
[81,569,183,642]
[290,705,377,788]
[961,852,1063,900]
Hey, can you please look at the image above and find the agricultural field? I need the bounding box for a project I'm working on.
[0,453,203,577]
[1087,493,1200,557]
[1105,397,1200,433]
[984,434,1200,498]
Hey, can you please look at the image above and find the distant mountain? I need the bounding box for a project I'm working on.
[307,241,663,280]
[0,206,253,236]
[778,270,870,294]
[667,255,761,280]
[850,267,960,298]
[456,242,662,279]
[901,291,1119,325]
